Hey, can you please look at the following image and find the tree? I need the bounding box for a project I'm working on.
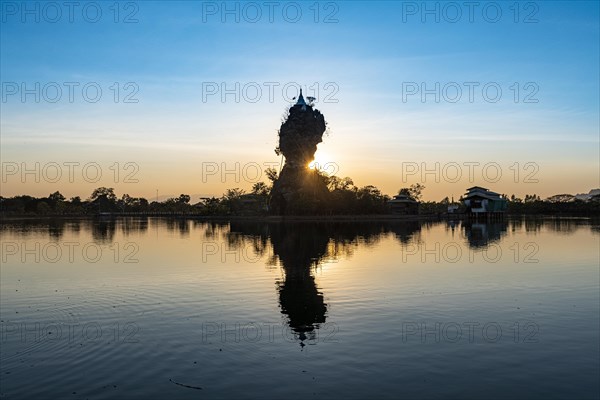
[265,168,278,183]
[356,185,388,214]
[327,176,354,191]
[45,191,66,213]
[398,183,425,201]
[177,194,191,204]
[36,201,51,215]
[222,188,246,215]
[89,187,116,202]
[408,183,425,201]
[198,197,224,215]
[48,191,65,202]
[251,182,270,197]
[121,194,134,206]
[224,188,245,199]
[89,187,117,213]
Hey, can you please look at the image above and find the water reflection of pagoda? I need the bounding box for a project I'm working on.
[270,224,328,343]
[227,221,422,346]
[228,222,328,345]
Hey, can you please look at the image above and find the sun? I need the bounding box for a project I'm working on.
[308,150,335,172]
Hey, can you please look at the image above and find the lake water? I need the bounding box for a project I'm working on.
[1,217,598,399]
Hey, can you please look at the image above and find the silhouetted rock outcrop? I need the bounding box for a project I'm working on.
[270,90,328,215]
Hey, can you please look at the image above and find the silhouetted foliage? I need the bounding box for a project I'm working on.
[1,186,598,217]
[398,183,425,201]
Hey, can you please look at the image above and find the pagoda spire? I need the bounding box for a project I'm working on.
[295,88,306,106]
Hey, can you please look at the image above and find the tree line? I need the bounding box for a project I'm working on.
[1,169,598,216]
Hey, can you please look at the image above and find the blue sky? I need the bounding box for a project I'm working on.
[1,0,599,200]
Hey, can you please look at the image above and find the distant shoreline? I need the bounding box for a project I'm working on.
[0,214,436,222]
[0,213,596,223]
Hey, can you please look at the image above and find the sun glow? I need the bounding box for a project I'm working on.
[308,150,335,172]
